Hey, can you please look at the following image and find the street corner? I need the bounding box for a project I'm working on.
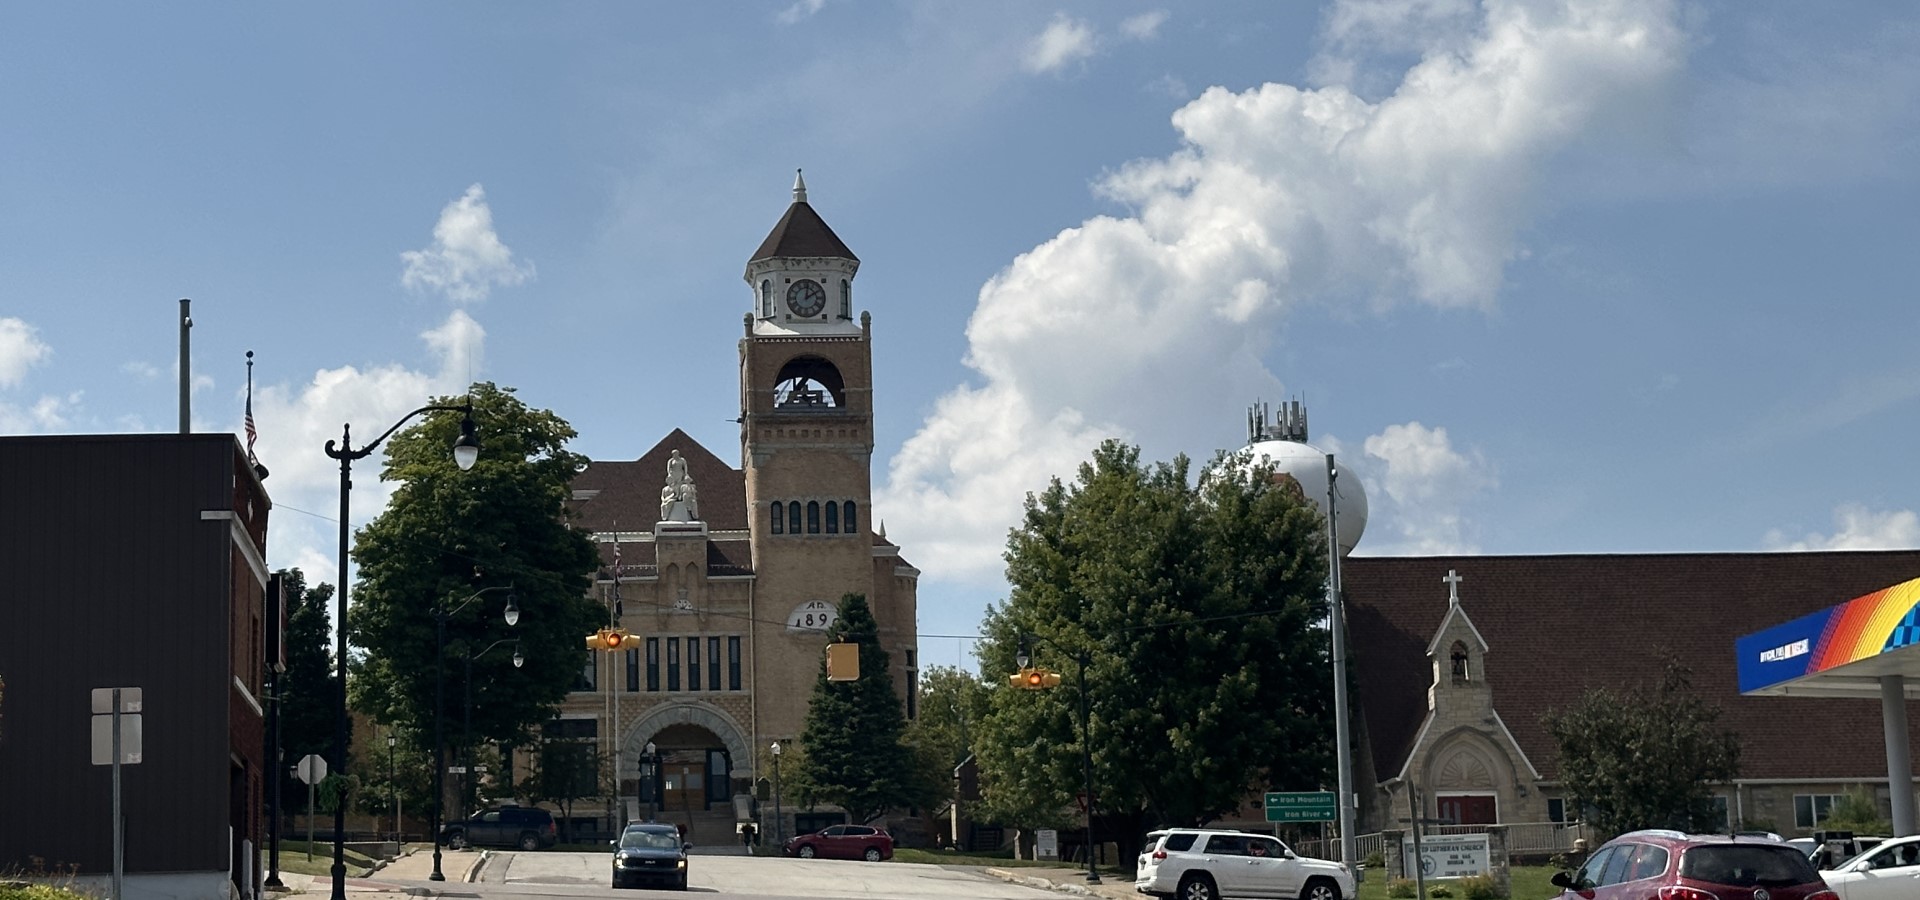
[984,866,1139,898]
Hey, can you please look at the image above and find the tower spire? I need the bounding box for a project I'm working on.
[792,168,808,203]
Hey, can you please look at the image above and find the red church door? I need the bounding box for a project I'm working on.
[1438,795,1498,825]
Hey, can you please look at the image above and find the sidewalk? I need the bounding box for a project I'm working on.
[984,866,1140,900]
[266,846,487,897]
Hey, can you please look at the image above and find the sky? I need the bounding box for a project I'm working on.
[4,1,1918,672]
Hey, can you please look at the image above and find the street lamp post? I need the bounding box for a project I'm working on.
[432,587,518,883]
[462,639,524,821]
[642,741,658,822]
[387,734,397,843]
[323,401,478,900]
[1016,634,1100,885]
[770,742,783,848]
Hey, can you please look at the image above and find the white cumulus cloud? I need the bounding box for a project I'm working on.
[0,317,53,388]
[400,184,534,304]
[1358,422,1496,554]
[1025,13,1098,74]
[1763,505,1920,552]
[777,0,828,24]
[1120,11,1169,41]
[879,0,1682,583]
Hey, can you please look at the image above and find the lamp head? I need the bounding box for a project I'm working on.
[645,741,656,755]
[512,643,525,668]
[770,741,782,757]
[503,594,520,627]
[452,409,481,471]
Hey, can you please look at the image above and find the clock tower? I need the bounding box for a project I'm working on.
[739,172,913,716]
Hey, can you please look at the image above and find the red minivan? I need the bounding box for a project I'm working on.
[1552,830,1837,900]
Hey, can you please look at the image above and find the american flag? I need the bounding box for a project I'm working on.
[611,535,623,618]
[244,351,258,458]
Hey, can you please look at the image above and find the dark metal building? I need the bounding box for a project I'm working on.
[0,434,270,898]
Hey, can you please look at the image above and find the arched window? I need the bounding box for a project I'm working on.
[771,501,784,534]
[760,280,773,317]
[839,280,851,319]
[1450,642,1471,683]
[806,501,821,534]
[788,502,803,535]
[826,501,839,533]
[843,501,857,534]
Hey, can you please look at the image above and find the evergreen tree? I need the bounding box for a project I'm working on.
[792,593,918,823]
[974,441,1332,858]
[346,382,605,815]
[1541,656,1741,839]
[277,567,337,814]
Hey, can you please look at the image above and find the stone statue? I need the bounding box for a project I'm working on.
[660,449,700,522]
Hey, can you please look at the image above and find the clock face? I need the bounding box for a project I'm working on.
[786,279,827,317]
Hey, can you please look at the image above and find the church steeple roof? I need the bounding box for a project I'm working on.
[749,169,858,264]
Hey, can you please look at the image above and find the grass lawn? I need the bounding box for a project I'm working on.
[268,840,382,878]
[1354,866,1561,900]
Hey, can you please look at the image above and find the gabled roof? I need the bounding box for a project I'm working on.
[1344,550,1920,783]
[568,429,749,534]
[749,200,857,263]
[1424,601,1490,656]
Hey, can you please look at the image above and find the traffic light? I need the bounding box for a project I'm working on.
[826,641,860,681]
[1010,667,1061,690]
[585,627,635,651]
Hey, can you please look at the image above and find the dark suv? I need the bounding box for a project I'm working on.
[440,805,557,851]
[1552,829,1836,900]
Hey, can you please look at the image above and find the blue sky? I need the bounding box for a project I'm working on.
[3,1,1917,670]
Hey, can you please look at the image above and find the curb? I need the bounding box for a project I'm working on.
[983,867,1095,896]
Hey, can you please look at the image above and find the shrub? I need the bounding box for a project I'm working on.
[1365,848,1385,869]
[1458,873,1500,899]
[1387,878,1417,898]
[1427,884,1454,898]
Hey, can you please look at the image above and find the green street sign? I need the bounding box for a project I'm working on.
[1266,791,1337,822]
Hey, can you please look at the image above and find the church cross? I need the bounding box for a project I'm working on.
[1443,570,1464,605]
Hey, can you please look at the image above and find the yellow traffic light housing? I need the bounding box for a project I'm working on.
[826,641,860,681]
[1010,667,1061,690]
[585,627,635,651]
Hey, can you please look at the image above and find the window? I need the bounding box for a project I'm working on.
[687,636,701,690]
[625,647,640,692]
[1795,794,1842,829]
[545,718,597,740]
[839,280,850,318]
[807,501,821,533]
[906,649,917,720]
[646,637,660,692]
[708,637,722,691]
[1161,833,1198,853]
[826,501,838,533]
[1710,795,1731,831]
[1450,642,1470,683]
[1600,844,1635,885]
[578,650,596,691]
[843,501,857,534]
[667,638,681,691]
[788,502,802,534]
[1547,798,1567,823]
[1626,844,1669,882]
[728,637,742,690]
[771,502,784,534]
[1573,847,1615,890]
[760,280,772,317]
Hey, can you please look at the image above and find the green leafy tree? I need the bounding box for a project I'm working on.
[1541,656,1741,838]
[277,567,337,814]
[973,441,1332,860]
[903,667,991,817]
[527,740,609,843]
[1815,787,1888,836]
[348,382,605,814]
[792,594,919,823]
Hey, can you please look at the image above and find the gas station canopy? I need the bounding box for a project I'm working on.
[1738,575,1920,698]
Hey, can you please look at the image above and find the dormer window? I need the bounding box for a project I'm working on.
[1450,642,1471,683]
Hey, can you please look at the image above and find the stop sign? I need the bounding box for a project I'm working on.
[293,754,328,784]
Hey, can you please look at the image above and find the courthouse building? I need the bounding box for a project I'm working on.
[552,174,920,838]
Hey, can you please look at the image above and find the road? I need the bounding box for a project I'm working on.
[451,849,1068,899]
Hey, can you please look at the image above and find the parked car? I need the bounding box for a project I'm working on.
[1550,829,1836,900]
[439,805,557,851]
[782,824,894,861]
[611,822,691,890]
[1801,834,1888,869]
[1817,833,1920,900]
[1135,828,1355,900]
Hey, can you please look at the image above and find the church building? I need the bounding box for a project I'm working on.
[554,173,920,839]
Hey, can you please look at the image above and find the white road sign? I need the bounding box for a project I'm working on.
[294,754,328,784]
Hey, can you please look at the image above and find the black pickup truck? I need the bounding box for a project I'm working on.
[441,806,557,851]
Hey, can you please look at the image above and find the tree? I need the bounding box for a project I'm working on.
[348,382,605,799]
[1541,656,1741,838]
[903,667,990,819]
[972,441,1332,860]
[1821,787,1891,836]
[527,740,609,843]
[277,567,337,814]
[792,593,919,823]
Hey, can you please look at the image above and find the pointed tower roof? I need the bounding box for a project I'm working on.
[749,169,859,263]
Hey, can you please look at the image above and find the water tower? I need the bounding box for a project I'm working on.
[1238,400,1367,555]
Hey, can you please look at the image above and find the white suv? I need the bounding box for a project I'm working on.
[1135,829,1354,900]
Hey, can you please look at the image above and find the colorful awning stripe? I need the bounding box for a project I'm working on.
[1736,575,1920,694]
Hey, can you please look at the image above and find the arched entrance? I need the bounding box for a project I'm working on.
[623,702,749,822]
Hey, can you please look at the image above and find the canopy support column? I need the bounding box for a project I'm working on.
[1881,674,1915,836]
